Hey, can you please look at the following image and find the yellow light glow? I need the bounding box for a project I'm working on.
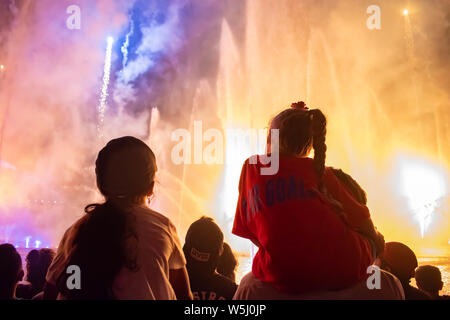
[220,126,266,222]
[398,157,447,238]
[222,131,253,217]
[403,9,409,16]
[0,65,4,71]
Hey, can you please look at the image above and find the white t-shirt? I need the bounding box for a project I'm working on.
[233,270,405,300]
[46,205,186,300]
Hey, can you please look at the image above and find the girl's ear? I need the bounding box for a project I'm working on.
[18,269,24,282]
[147,181,155,196]
[266,131,272,153]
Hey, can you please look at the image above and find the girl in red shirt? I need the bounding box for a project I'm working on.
[233,102,384,294]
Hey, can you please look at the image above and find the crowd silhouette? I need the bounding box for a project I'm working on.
[1,103,448,300]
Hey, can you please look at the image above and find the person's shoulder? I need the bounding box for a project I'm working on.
[405,285,432,300]
[58,214,88,246]
[16,282,32,290]
[132,205,176,233]
[133,205,170,223]
[207,273,237,299]
[243,154,274,167]
[15,283,32,299]
[243,155,258,167]
[212,273,238,290]
[66,213,90,232]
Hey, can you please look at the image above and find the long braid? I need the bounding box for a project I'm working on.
[309,109,327,191]
[271,103,346,220]
[309,109,346,218]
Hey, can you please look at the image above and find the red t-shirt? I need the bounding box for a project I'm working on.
[232,156,373,294]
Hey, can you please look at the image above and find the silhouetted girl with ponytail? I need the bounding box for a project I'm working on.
[44,137,192,300]
[233,102,383,294]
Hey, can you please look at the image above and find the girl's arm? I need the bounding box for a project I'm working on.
[167,221,192,300]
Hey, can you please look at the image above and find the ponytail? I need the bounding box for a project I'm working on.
[57,201,138,300]
[309,109,327,191]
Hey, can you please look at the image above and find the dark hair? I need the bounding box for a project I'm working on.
[183,217,224,273]
[26,248,55,292]
[57,136,157,299]
[415,265,443,293]
[25,250,39,282]
[217,242,238,281]
[0,244,22,291]
[382,242,418,281]
[269,102,327,190]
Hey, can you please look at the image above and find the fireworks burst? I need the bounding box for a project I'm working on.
[97,36,114,137]
[398,157,447,238]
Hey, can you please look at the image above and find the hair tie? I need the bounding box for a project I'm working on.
[291,101,309,111]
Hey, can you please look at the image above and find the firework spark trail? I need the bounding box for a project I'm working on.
[97,37,114,137]
[404,14,416,75]
[121,21,134,68]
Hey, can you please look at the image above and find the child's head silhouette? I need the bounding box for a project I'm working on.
[96,136,157,201]
[269,102,327,189]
